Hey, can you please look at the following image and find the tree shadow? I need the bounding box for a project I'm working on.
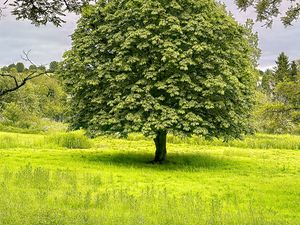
[76,151,241,171]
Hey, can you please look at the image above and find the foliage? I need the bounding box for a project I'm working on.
[256,52,300,134]
[61,0,256,156]
[49,61,59,73]
[274,52,290,83]
[2,0,95,26]
[29,65,37,71]
[235,0,300,27]
[0,66,67,131]
[2,0,299,28]
[0,64,46,97]
[1,102,39,129]
[290,61,298,81]
[16,62,25,73]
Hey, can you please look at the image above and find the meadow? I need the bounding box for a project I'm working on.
[0,131,299,225]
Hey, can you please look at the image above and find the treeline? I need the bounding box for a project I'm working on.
[0,61,59,73]
[0,54,300,135]
[255,52,300,134]
[0,61,66,132]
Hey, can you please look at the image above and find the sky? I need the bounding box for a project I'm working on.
[0,1,299,70]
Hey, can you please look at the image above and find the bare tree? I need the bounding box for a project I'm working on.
[0,51,48,97]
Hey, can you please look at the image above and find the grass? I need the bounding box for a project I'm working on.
[0,131,92,149]
[0,131,299,224]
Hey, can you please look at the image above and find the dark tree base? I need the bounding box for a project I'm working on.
[153,130,167,163]
[148,159,168,165]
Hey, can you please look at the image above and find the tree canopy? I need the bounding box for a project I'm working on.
[61,0,256,162]
[274,52,290,83]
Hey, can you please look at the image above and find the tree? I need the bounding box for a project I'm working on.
[235,0,300,27]
[260,69,274,95]
[0,69,46,97]
[0,52,47,98]
[29,65,37,71]
[274,52,290,83]
[49,61,59,73]
[261,82,300,133]
[0,73,67,129]
[290,61,298,82]
[16,62,25,73]
[37,65,46,71]
[61,0,256,162]
[255,54,300,134]
[7,64,16,70]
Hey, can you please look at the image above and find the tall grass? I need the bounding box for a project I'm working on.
[46,132,93,149]
[0,131,92,149]
[0,165,289,225]
[127,133,300,150]
[1,131,299,150]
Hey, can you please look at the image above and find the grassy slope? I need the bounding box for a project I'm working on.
[0,132,299,225]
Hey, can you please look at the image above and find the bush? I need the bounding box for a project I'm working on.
[1,102,38,129]
[47,132,92,149]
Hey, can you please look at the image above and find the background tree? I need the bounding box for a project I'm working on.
[274,52,290,83]
[37,65,46,71]
[0,72,66,130]
[16,62,25,73]
[29,65,37,71]
[290,61,298,82]
[49,61,59,73]
[260,69,274,95]
[0,67,45,97]
[0,52,47,98]
[235,0,300,27]
[61,0,256,163]
[7,64,16,70]
[255,52,300,134]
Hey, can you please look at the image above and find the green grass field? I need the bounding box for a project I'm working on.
[0,131,299,224]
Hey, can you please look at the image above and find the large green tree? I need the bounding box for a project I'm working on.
[61,0,256,162]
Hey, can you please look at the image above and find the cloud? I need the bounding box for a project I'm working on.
[0,10,78,67]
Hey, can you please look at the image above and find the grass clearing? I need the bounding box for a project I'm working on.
[0,132,299,224]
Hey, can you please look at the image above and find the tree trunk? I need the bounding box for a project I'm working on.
[153,130,167,163]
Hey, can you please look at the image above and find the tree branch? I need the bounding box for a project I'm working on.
[0,51,48,97]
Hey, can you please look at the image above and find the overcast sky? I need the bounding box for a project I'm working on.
[0,1,299,70]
